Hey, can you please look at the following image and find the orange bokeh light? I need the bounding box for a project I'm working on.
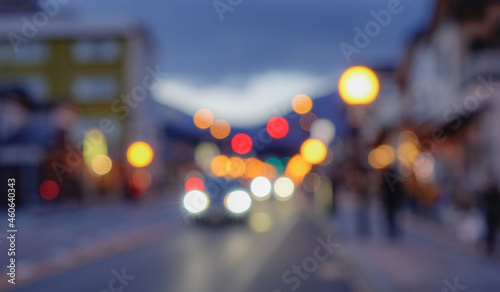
[91,154,112,175]
[285,154,312,181]
[244,158,264,179]
[292,94,313,114]
[227,156,247,178]
[193,109,214,129]
[210,119,231,139]
[368,145,396,169]
[210,155,230,177]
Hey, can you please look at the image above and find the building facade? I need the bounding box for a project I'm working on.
[396,0,500,210]
[0,4,159,203]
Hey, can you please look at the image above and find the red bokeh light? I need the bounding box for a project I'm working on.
[267,117,289,139]
[40,180,59,200]
[231,133,253,155]
[185,177,205,192]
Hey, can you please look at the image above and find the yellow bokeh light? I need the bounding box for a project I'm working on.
[399,130,419,144]
[292,94,313,114]
[249,212,273,233]
[210,155,230,177]
[398,142,419,164]
[193,109,214,129]
[91,154,112,175]
[285,154,312,179]
[127,141,154,168]
[227,156,246,178]
[83,128,108,168]
[339,66,379,105]
[210,119,231,139]
[300,139,327,164]
[368,145,396,169]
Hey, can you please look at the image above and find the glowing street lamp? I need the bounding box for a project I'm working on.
[127,141,154,168]
[339,66,379,105]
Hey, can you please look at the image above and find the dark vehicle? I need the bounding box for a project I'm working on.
[182,176,252,225]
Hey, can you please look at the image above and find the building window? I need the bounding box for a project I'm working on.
[72,40,122,64]
[71,76,118,102]
[0,42,49,66]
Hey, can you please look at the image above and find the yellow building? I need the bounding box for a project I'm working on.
[0,5,162,201]
[0,15,153,149]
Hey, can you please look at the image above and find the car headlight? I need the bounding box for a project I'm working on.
[273,177,295,201]
[250,176,272,200]
[183,190,210,214]
[224,190,252,214]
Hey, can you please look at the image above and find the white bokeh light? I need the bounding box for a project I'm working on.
[183,190,209,214]
[250,176,272,200]
[225,190,252,214]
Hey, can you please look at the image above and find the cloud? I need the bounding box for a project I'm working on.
[152,71,333,127]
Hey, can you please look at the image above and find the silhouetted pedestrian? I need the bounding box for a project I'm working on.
[482,182,500,254]
[382,167,405,240]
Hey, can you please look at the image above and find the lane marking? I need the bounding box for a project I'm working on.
[0,222,172,291]
[223,214,300,292]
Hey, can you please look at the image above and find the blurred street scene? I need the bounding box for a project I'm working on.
[1,0,500,291]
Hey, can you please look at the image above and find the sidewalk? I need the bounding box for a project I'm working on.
[329,192,500,292]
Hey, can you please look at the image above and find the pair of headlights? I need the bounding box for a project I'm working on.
[183,190,252,215]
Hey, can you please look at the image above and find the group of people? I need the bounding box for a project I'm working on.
[347,162,500,254]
